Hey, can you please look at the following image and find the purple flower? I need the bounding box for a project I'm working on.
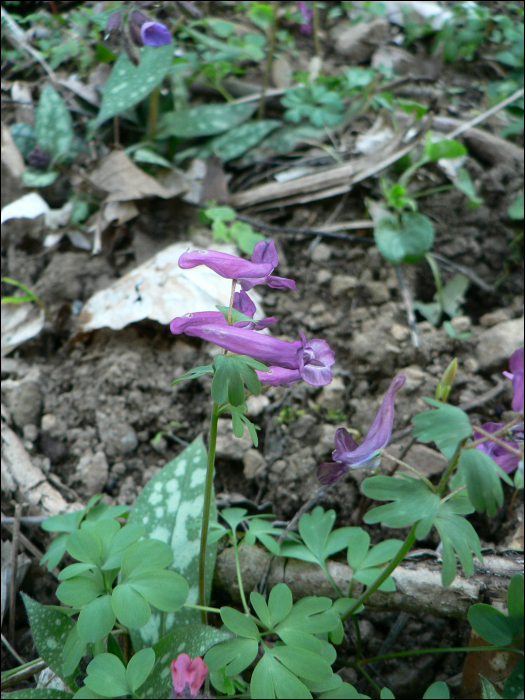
[474,422,522,475]
[297,1,313,33]
[170,653,207,699]
[141,21,171,46]
[170,291,276,334]
[255,366,302,387]
[238,241,296,291]
[179,247,273,281]
[170,320,334,386]
[503,346,524,414]
[317,374,406,485]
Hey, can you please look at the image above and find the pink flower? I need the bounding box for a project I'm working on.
[474,422,522,475]
[503,346,524,414]
[170,653,207,699]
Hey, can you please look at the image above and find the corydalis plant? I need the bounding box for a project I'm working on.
[106,4,171,65]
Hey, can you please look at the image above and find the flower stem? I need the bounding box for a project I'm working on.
[341,522,418,623]
[198,402,219,623]
[233,536,250,615]
[436,439,466,494]
[380,450,436,491]
[227,279,237,325]
[184,603,221,614]
[147,85,159,141]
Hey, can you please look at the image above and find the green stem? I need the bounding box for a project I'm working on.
[233,536,250,615]
[398,156,428,188]
[436,439,466,494]
[184,603,221,614]
[380,450,436,491]
[227,279,237,325]
[355,663,381,694]
[425,253,445,316]
[322,563,344,597]
[147,86,160,142]
[341,523,418,623]
[348,642,525,666]
[352,615,362,662]
[199,402,220,623]
[258,1,280,119]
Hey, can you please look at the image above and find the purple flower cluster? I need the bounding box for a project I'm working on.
[171,241,335,387]
[297,1,313,34]
[476,346,524,476]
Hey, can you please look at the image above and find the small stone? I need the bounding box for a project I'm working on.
[310,243,331,262]
[117,475,138,505]
[246,394,269,417]
[331,275,358,297]
[136,430,149,442]
[71,449,109,496]
[2,371,42,430]
[382,444,446,479]
[151,435,168,453]
[464,357,479,373]
[215,419,253,460]
[390,323,409,341]
[243,449,265,479]
[476,317,524,371]
[290,413,317,439]
[96,410,138,457]
[41,414,57,433]
[303,312,336,330]
[111,462,126,476]
[316,270,332,285]
[450,316,471,334]
[363,281,390,305]
[399,366,427,393]
[23,424,39,442]
[141,465,161,485]
[317,376,346,410]
[314,424,339,460]
[310,302,326,315]
[332,17,389,62]
[479,309,510,328]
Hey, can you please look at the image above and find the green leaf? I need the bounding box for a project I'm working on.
[423,681,450,699]
[424,137,467,161]
[433,496,481,585]
[347,529,373,571]
[412,399,471,459]
[299,507,336,563]
[62,624,86,678]
[96,43,173,125]
[22,168,59,187]
[56,571,104,607]
[126,437,216,650]
[318,681,363,698]
[479,675,503,699]
[251,591,272,629]
[77,594,115,643]
[250,651,312,699]
[353,568,396,592]
[221,507,248,535]
[502,658,524,700]
[58,563,96,580]
[83,653,129,697]
[21,594,78,691]
[468,604,514,646]
[1,692,75,699]
[270,645,333,683]
[362,475,440,532]
[132,147,173,168]
[66,529,101,565]
[157,102,257,139]
[128,569,189,611]
[240,413,260,448]
[36,84,73,160]
[380,688,396,699]
[126,648,155,693]
[142,625,231,699]
[245,519,282,555]
[9,121,37,159]
[374,212,434,264]
[120,539,173,580]
[204,637,259,676]
[280,542,319,565]
[216,305,254,323]
[101,522,145,570]
[507,573,524,620]
[203,206,237,222]
[454,168,483,206]
[172,364,214,385]
[275,597,339,638]
[229,221,266,255]
[212,354,246,407]
[507,192,524,220]
[268,583,294,627]
[112,583,151,629]
[198,120,281,162]
[361,540,404,568]
[221,606,261,639]
[457,448,508,516]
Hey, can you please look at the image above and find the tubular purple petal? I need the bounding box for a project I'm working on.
[256,367,302,387]
[178,249,273,280]
[251,240,279,267]
[141,21,171,46]
[317,374,406,485]
[474,422,521,475]
[233,290,256,318]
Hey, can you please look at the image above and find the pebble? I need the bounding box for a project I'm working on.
[316,270,333,285]
[246,394,270,417]
[2,371,42,429]
[450,316,471,334]
[399,366,428,393]
[70,449,108,496]
[332,18,389,62]
[476,317,524,371]
[23,424,39,442]
[290,413,317,439]
[96,410,138,457]
[317,376,346,411]
[243,449,265,479]
[390,323,410,342]
[330,275,358,297]
[479,309,510,327]
[310,243,331,262]
[215,419,253,460]
[464,357,479,373]
[363,280,390,305]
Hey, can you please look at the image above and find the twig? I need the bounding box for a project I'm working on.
[431,253,495,293]
[394,265,420,348]
[471,424,523,457]
[1,511,61,581]
[258,1,280,119]
[0,656,46,690]
[1,515,48,525]
[447,87,524,139]
[235,214,373,243]
[1,632,26,667]
[9,505,21,643]
[0,6,57,82]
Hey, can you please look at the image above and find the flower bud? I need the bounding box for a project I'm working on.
[105,10,122,32]
[435,358,458,402]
